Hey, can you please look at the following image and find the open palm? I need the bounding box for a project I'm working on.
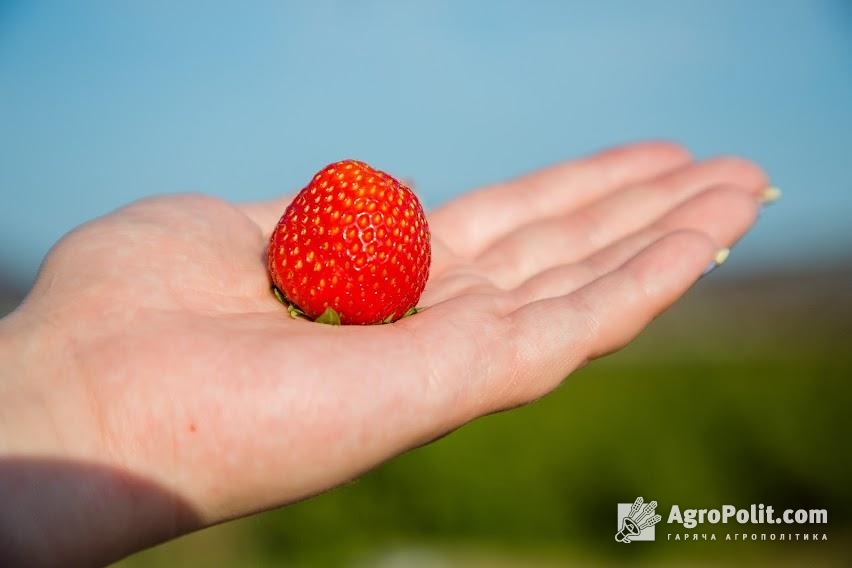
[11,141,768,563]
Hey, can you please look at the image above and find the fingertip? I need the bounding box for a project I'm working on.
[624,229,718,296]
[671,184,761,245]
[702,155,770,193]
[715,184,761,226]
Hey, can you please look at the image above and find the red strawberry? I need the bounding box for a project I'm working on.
[267,160,431,325]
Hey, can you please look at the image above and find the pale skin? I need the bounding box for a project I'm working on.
[0,142,769,565]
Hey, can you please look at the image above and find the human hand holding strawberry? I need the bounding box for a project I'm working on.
[0,142,771,565]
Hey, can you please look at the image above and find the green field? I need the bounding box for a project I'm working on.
[8,265,852,566]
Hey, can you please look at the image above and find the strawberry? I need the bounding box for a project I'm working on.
[267,160,431,325]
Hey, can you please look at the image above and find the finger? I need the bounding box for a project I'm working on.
[430,141,692,257]
[502,231,716,406]
[576,230,718,358]
[478,156,767,287]
[512,185,759,303]
[238,195,295,237]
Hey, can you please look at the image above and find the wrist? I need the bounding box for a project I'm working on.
[0,304,196,566]
[0,304,83,457]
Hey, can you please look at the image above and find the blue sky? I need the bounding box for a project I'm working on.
[1,0,851,288]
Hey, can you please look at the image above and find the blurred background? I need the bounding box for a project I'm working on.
[1,0,850,565]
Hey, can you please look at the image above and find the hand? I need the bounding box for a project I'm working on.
[0,142,768,565]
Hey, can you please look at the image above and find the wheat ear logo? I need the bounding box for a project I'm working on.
[616,497,662,543]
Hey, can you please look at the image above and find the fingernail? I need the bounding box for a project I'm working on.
[759,186,782,204]
[702,248,730,277]
[758,187,781,217]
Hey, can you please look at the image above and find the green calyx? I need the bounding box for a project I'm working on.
[272,286,310,321]
[315,307,342,326]
[381,306,419,324]
[402,306,419,318]
[272,286,341,325]
[270,286,422,326]
[272,286,288,306]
